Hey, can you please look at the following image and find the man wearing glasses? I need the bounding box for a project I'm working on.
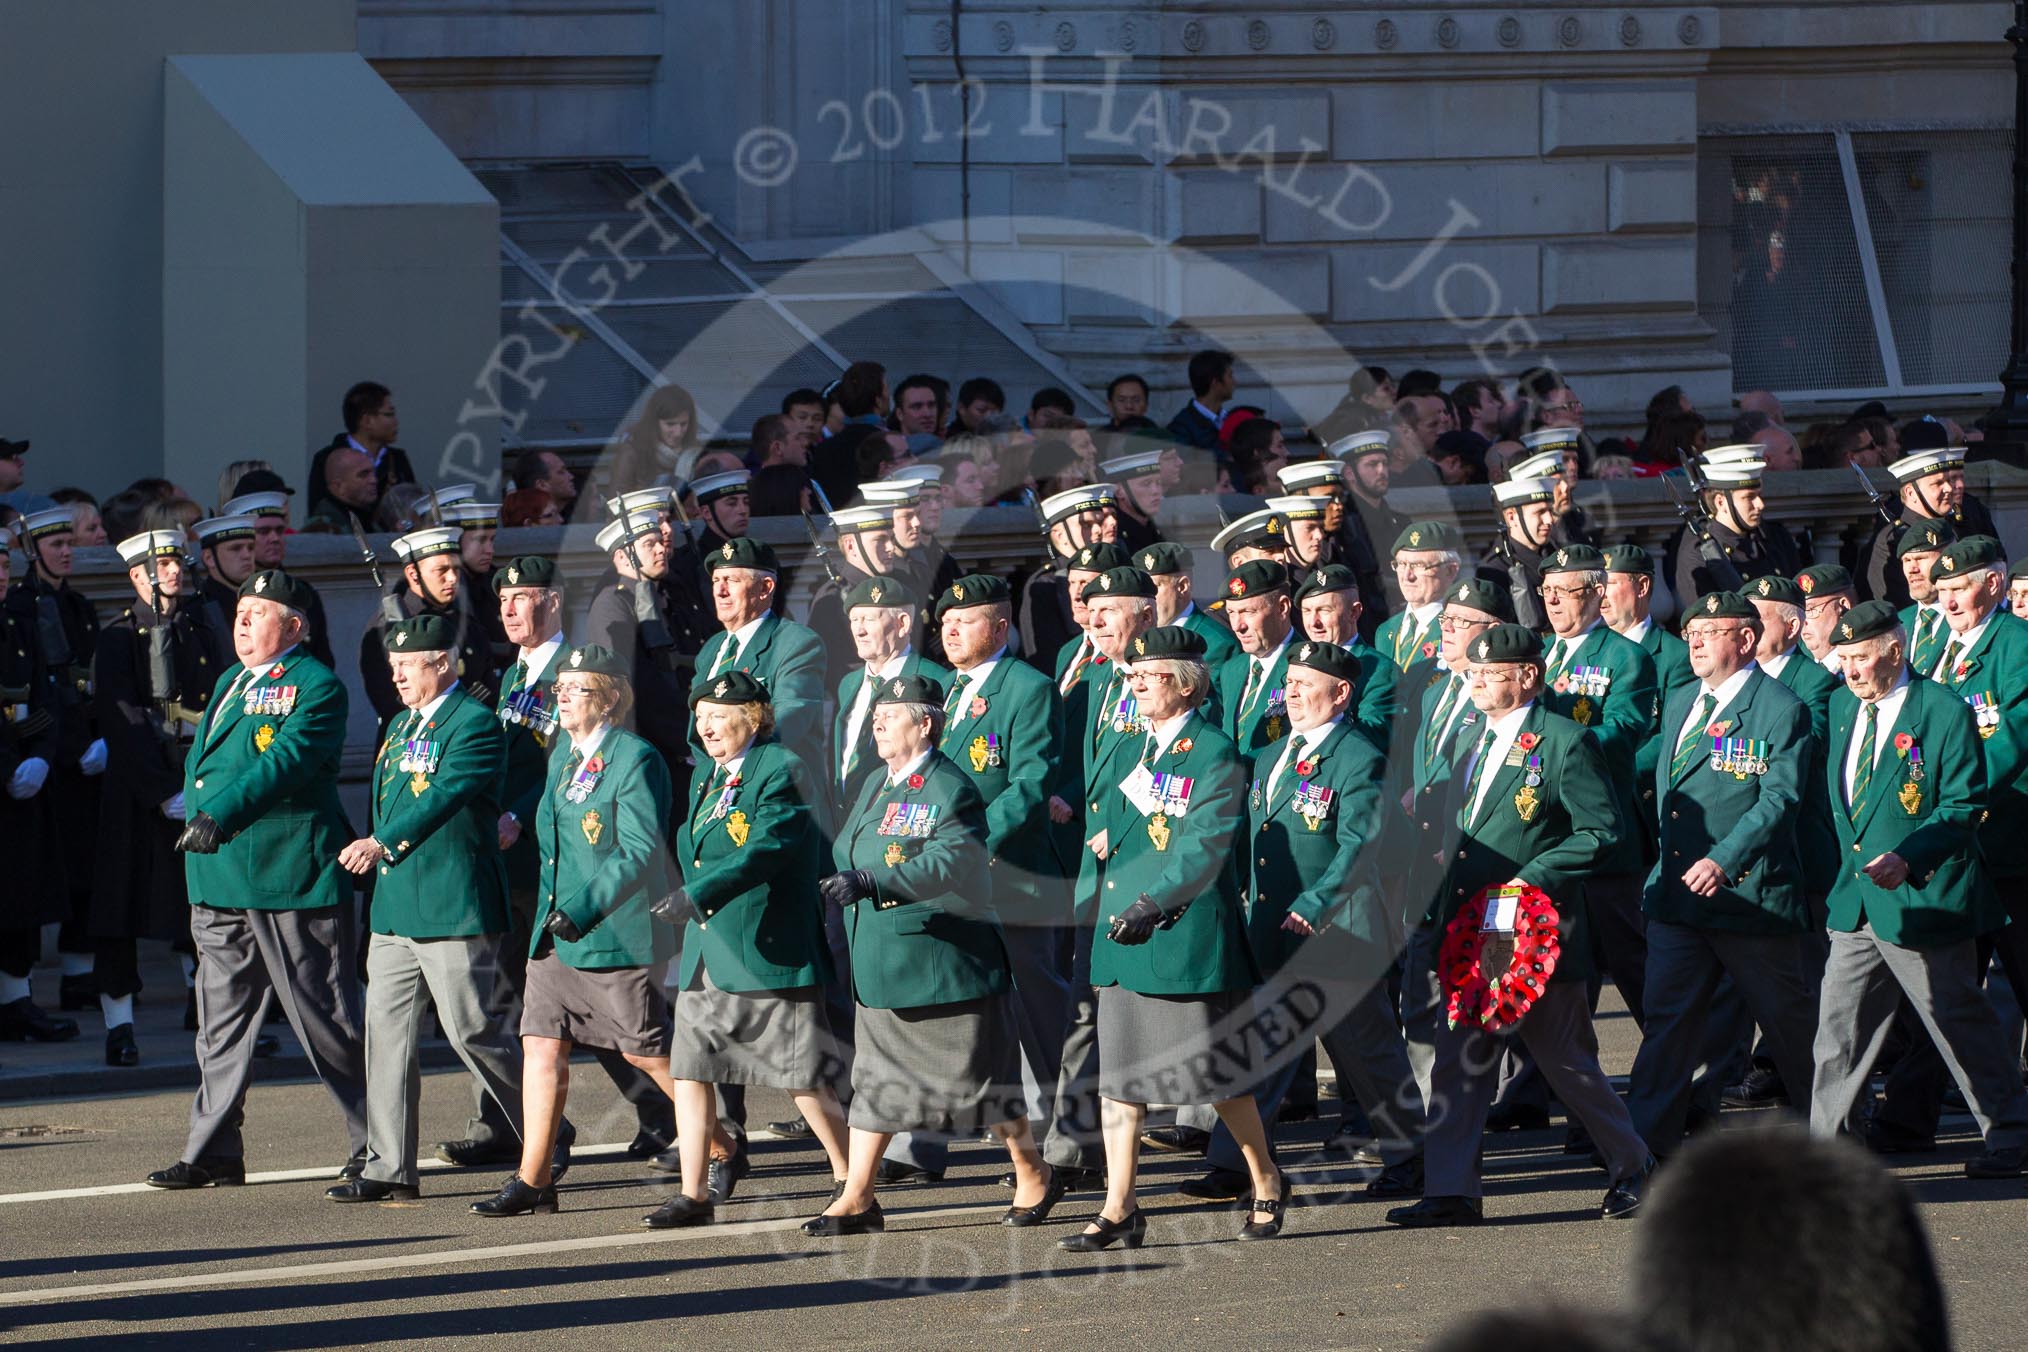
[1373,521,1461,672]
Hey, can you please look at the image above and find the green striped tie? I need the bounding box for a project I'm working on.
[1847,703,1880,822]
[1670,693,1718,780]
[1423,674,1462,769]
[1910,609,1943,673]
[1937,639,1963,685]
[1455,726,1498,830]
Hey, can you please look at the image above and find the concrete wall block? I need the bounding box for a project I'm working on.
[915,91,1065,164]
[1542,240,1697,313]
[1263,162,1605,244]
[969,246,1066,326]
[1010,169,1159,240]
[1330,243,1542,324]
[1165,89,1332,164]
[909,167,1014,244]
[1168,250,1330,323]
[1541,82,1697,156]
[1333,82,1539,162]
[1168,169,1263,242]
[1608,161,1698,233]
[1065,249,1160,326]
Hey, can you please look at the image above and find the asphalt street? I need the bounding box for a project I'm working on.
[3,1008,2027,1350]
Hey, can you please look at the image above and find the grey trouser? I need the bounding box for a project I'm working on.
[184,903,367,1164]
[365,932,524,1186]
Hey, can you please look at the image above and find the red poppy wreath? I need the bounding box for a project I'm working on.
[1439,883,1561,1032]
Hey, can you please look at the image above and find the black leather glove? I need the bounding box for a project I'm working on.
[648,888,694,927]
[543,909,584,943]
[819,870,876,908]
[1107,894,1165,946]
[174,812,225,855]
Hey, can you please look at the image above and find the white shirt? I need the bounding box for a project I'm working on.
[887,747,934,789]
[1146,709,1192,759]
[842,651,912,774]
[1465,701,1536,826]
[1673,664,1757,753]
[1405,601,1443,634]
[1266,716,1343,803]
[1620,617,1654,645]
[572,723,612,763]
[411,680,461,729]
[1759,649,1793,681]
[711,613,769,674]
[1843,675,1912,803]
[516,634,565,682]
[944,648,1007,729]
[1932,611,1995,680]
[1545,618,1603,670]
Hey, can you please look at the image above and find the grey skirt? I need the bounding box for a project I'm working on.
[1097,985,1255,1106]
[668,964,839,1091]
[520,953,671,1057]
[848,992,1027,1134]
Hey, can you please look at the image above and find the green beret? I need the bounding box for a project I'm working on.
[1224,559,1290,601]
[385,614,455,654]
[1445,576,1517,623]
[1292,564,1359,605]
[845,575,919,611]
[1070,542,1133,573]
[561,643,630,678]
[871,673,945,707]
[493,555,560,593]
[1287,638,1362,686]
[1081,566,1156,603]
[703,536,780,574]
[1834,599,1901,646]
[2009,557,2028,582]
[1686,590,1759,623]
[1932,535,2005,580]
[935,573,1012,617]
[1602,544,1653,576]
[1129,625,1207,662]
[1895,520,1956,559]
[1390,521,1460,556]
[1795,564,1854,599]
[237,568,315,616]
[1540,543,1608,575]
[1467,623,1545,667]
[1744,575,1805,607]
[690,670,769,707]
[1135,541,1193,577]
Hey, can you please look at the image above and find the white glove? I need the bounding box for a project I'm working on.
[8,757,50,800]
[161,792,187,822]
[78,738,108,776]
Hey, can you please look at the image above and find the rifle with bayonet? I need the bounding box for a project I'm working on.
[1662,462,1745,593]
[1849,460,1898,527]
[1491,528,1549,632]
[350,512,408,625]
[800,504,846,590]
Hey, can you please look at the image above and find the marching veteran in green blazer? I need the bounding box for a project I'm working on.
[1601,543,1693,865]
[147,568,368,1191]
[1808,599,2028,1179]
[1290,563,1399,754]
[643,671,849,1230]
[1068,625,1287,1253]
[1216,560,1300,758]
[690,537,827,775]
[1388,623,1654,1229]
[806,674,1059,1238]
[329,614,518,1203]
[1620,591,1820,1158]
[831,576,947,816]
[473,644,678,1219]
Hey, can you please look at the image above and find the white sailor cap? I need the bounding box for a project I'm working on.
[858,480,921,505]
[1505,450,1567,482]
[1888,445,1968,482]
[193,514,258,545]
[1098,450,1164,480]
[828,504,896,535]
[691,470,751,504]
[885,463,945,488]
[1327,429,1391,460]
[222,491,290,520]
[423,484,478,515]
[116,531,186,566]
[1276,460,1347,493]
[1040,483,1117,526]
[442,501,500,528]
[594,511,662,553]
[1700,443,1766,468]
[1701,460,1766,487]
[390,525,463,562]
[605,487,674,519]
[1210,508,1287,555]
[16,507,75,541]
[1493,477,1560,507]
[1520,427,1581,454]
[1264,494,1330,523]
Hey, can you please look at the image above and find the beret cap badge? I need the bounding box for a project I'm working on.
[715,680,729,697]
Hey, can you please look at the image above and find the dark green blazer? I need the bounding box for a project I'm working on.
[1217,639,1296,758]
[835,751,1008,1009]
[1541,622,1657,877]
[368,685,510,937]
[1347,640,1399,755]
[831,652,949,814]
[1630,621,1694,862]
[1645,670,1811,932]
[1382,661,1485,932]
[1825,676,1999,946]
[691,614,827,770]
[1180,605,1241,667]
[531,727,674,968]
[1245,719,1388,971]
[1089,711,1259,996]
[675,739,831,992]
[1435,704,1621,986]
[1375,607,1440,672]
[1771,649,1843,888]
[1929,612,2028,882]
[936,656,1071,925]
[497,639,568,890]
[184,648,350,912]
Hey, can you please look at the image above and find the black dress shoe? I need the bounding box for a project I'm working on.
[1484,1103,1551,1132]
[875,1158,943,1185]
[642,1194,714,1228]
[1721,1065,1790,1108]
[252,1033,279,1058]
[471,1177,559,1216]
[0,997,79,1043]
[1365,1156,1425,1199]
[1238,1170,1292,1241]
[146,1157,246,1189]
[1178,1167,1249,1201]
[1337,1138,1385,1168]
[1861,1120,1937,1155]
[1058,1208,1145,1252]
[1602,1158,1655,1219]
[434,1138,520,1168]
[648,1146,682,1174]
[1137,1125,1210,1154]
[1059,1166,1105,1192]
[1966,1146,2026,1179]
[1002,1166,1068,1227]
[627,1127,675,1160]
[551,1138,573,1185]
[105,1023,139,1068]
[1384,1195,1483,1228]
[767,1116,814,1139]
[326,1179,420,1203]
[1278,1102,1320,1124]
[59,974,96,1012]
[706,1151,750,1204]
[338,1153,367,1181]
[1563,1124,1596,1157]
[801,1201,884,1236]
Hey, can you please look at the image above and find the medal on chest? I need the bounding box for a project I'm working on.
[253,723,277,754]
[1151,771,1194,817]
[1968,692,2001,740]
[1262,688,1286,742]
[501,685,558,738]
[1896,736,1924,814]
[581,809,603,845]
[244,683,297,718]
[878,801,940,838]
[1147,812,1172,851]
[1111,695,1144,736]
[1293,781,1335,830]
[1513,754,1544,821]
[968,733,1003,772]
[564,755,605,804]
[1708,735,1769,779]
[726,809,750,847]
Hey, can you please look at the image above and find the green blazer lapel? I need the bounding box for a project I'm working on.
[737,614,781,672]
[1274,721,1347,819]
[1943,623,1999,690]
[1674,672,1764,789]
[1468,705,1542,831]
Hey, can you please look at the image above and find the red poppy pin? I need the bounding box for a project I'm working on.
[1551,677,1569,694]
[728,775,742,789]
[970,696,988,718]
[1175,738,1194,754]
[585,756,605,775]
[267,663,286,679]
[907,773,925,791]
[1295,759,1317,777]
[1516,732,1539,752]
[1227,578,1245,597]
[1419,641,1437,659]
[1894,732,1913,754]
[1706,720,1730,738]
